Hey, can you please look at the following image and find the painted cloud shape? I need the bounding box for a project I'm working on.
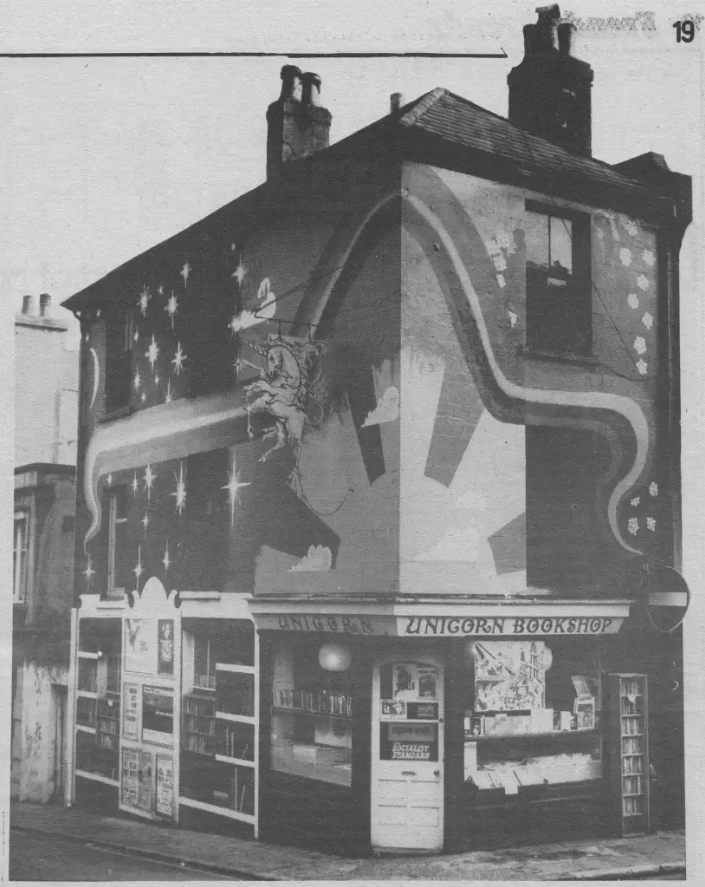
[289,544,333,572]
[362,386,400,427]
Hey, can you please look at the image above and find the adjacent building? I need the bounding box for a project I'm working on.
[13,294,79,802]
[63,7,690,855]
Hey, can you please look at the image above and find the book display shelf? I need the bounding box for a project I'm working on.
[605,673,650,836]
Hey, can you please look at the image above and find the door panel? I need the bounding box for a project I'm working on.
[371,654,444,852]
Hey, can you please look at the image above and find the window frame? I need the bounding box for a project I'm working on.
[107,487,128,599]
[13,511,29,604]
[524,200,593,358]
[104,310,135,414]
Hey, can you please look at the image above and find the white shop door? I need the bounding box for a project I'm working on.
[371,654,444,853]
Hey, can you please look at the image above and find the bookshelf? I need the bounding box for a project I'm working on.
[96,695,121,752]
[181,692,216,756]
[605,673,650,836]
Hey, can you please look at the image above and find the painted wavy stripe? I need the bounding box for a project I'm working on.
[83,391,247,552]
[296,176,648,556]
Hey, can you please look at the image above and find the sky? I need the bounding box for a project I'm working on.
[2,0,704,847]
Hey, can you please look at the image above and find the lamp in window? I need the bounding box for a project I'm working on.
[319,642,351,672]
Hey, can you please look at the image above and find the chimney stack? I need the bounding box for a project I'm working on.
[266,65,332,179]
[21,295,35,315]
[39,293,51,317]
[390,92,404,113]
[508,4,593,156]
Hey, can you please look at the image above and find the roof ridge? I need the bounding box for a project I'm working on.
[399,87,448,127]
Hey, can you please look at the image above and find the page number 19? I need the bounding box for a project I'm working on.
[673,20,696,42]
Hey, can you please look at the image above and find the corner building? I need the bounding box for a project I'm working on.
[64,7,691,856]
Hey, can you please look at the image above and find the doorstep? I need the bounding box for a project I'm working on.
[10,802,685,881]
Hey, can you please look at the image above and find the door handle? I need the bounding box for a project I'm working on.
[434,770,440,777]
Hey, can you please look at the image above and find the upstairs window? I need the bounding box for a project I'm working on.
[525,203,592,357]
[105,311,134,412]
[107,487,129,598]
[13,512,29,604]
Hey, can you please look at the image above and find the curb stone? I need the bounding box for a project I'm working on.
[11,825,277,881]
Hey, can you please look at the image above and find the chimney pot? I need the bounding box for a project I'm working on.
[302,72,322,105]
[390,92,404,113]
[21,295,35,315]
[280,65,303,101]
[39,293,51,317]
[558,22,577,55]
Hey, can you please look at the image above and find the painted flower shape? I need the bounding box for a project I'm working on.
[628,517,639,535]
[619,247,632,266]
[630,496,640,507]
[642,250,655,267]
[496,231,511,251]
[636,359,648,376]
[647,517,656,532]
[496,274,506,289]
[641,312,653,329]
[493,253,507,272]
[649,481,658,497]
[627,293,639,310]
[637,274,649,291]
[623,220,638,237]
[508,310,518,328]
[634,337,647,356]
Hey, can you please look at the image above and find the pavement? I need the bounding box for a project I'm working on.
[11,801,686,881]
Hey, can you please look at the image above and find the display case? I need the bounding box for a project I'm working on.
[463,640,603,796]
[270,643,353,787]
[181,692,216,755]
[604,673,650,836]
[96,695,121,752]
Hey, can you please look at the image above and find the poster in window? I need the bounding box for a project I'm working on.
[157,620,174,677]
[122,682,140,740]
[156,754,174,818]
[473,641,548,712]
[121,747,139,808]
[380,699,406,718]
[137,750,154,811]
[142,685,174,746]
[389,662,439,702]
[124,618,157,675]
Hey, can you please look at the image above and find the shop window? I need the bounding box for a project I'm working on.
[107,487,129,598]
[13,512,29,603]
[270,640,353,787]
[105,310,135,413]
[525,203,592,357]
[180,621,257,820]
[463,639,602,794]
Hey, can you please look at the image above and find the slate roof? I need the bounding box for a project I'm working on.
[392,87,661,204]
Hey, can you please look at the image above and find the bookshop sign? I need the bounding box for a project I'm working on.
[253,607,627,637]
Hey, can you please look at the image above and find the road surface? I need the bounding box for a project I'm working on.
[10,830,233,880]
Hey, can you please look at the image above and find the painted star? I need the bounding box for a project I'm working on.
[96,309,102,318]
[165,291,178,328]
[83,558,96,587]
[154,374,160,386]
[232,261,247,287]
[133,546,144,587]
[143,464,156,501]
[106,473,113,486]
[146,334,160,370]
[141,512,150,534]
[162,539,171,572]
[164,380,173,404]
[131,472,139,494]
[133,327,140,343]
[158,284,164,295]
[134,370,141,392]
[181,262,191,286]
[171,342,187,376]
[141,392,147,403]
[222,452,250,527]
[171,462,187,516]
[137,286,151,316]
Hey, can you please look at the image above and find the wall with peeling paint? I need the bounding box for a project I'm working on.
[17,661,68,803]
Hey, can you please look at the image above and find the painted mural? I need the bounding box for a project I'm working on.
[74,161,671,603]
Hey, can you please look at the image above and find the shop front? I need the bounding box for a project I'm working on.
[67,580,259,836]
[252,597,638,856]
